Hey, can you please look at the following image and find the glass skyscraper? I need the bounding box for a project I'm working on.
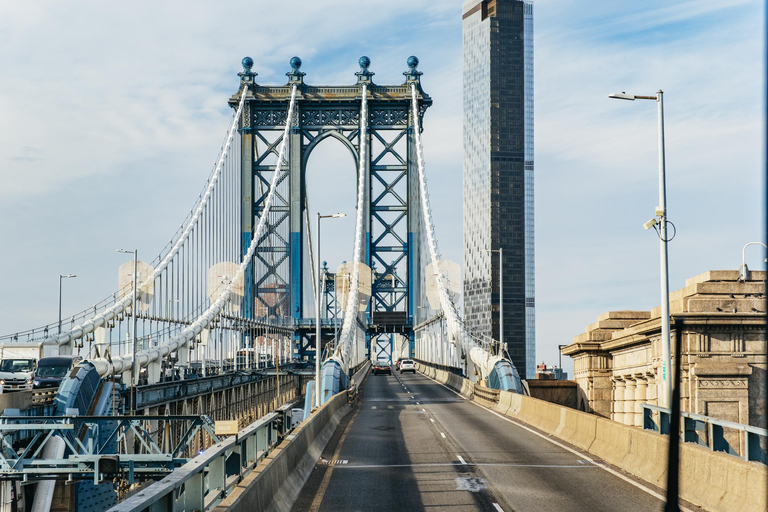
[462,0,535,379]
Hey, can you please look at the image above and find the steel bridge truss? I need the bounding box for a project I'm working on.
[0,415,218,483]
[231,58,431,362]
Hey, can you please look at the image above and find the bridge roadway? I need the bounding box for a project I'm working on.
[293,371,665,512]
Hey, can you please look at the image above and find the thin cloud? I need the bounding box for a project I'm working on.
[0,1,762,382]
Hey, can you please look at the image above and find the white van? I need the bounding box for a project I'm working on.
[0,358,37,392]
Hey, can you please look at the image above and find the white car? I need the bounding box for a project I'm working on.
[399,359,416,374]
[0,358,36,392]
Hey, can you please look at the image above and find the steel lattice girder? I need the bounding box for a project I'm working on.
[0,416,218,481]
[232,81,431,350]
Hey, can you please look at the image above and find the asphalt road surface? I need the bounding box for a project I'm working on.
[292,371,666,512]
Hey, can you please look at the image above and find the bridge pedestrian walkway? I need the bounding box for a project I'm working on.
[292,372,665,512]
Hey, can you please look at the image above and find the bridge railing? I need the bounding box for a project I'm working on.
[642,403,767,464]
[413,358,464,378]
[109,400,300,512]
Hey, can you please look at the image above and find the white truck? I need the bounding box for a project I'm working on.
[0,344,45,392]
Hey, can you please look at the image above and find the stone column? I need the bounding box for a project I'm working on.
[645,373,657,405]
[635,376,648,427]
[613,378,625,424]
[624,379,636,426]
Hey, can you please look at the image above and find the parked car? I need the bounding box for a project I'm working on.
[373,361,392,375]
[33,356,82,389]
[399,359,416,374]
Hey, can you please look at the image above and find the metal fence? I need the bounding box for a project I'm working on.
[642,403,767,464]
[108,401,300,512]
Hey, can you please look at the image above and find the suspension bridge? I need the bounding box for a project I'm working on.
[0,56,757,512]
[0,55,524,511]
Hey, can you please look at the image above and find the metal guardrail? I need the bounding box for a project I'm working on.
[0,415,218,482]
[31,388,57,405]
[413,358,465,378]
[108,401,300,512]
[135,364,309,409]
[642,404,767,464]
[474,385,500,404]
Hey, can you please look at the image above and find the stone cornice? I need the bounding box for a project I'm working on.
[560,342,605,356]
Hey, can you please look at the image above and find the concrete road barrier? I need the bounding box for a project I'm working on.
[0,390,34,414]
[554,407,597,453]
[214,385,355,512]
[416,364,767,512]
[494,391,513,416]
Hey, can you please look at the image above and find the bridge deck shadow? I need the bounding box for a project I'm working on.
[291,372,504,511]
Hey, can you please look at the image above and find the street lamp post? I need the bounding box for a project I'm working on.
[315,213,346,410]
[486,248,503,355]
[117,249,138,414]
[738,242,768,282]
[609,90,672,409]
[58,274,77,340]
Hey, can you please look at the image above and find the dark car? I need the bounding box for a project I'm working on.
[395,358,405,371]
[373,361,392,375]
[33,356,82,389]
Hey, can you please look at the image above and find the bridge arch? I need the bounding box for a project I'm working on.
[302,129,360,172]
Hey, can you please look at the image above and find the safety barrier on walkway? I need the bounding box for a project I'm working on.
[212,365,365,512]
[107,401,300,512]
[643,403,767,464]
[416,363,767,512]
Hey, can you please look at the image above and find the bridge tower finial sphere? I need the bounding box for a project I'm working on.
[404,56,422,82]
[287,56,305,83]
[356,56,374,84]
[242,56,254,72]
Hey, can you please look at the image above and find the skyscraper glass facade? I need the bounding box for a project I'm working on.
[462,0,535,379]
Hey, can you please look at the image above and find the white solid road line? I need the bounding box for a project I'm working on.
[492,504,504,512]
[457,455,467,465]
[421,373,694,512]
[317,462,599,470]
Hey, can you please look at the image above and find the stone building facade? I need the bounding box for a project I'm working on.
[561,270,766,429]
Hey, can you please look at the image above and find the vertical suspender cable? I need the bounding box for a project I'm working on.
[97,85,298,377]
[335,84,368,367]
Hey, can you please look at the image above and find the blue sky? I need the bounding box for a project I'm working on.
[0,0,764,377]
